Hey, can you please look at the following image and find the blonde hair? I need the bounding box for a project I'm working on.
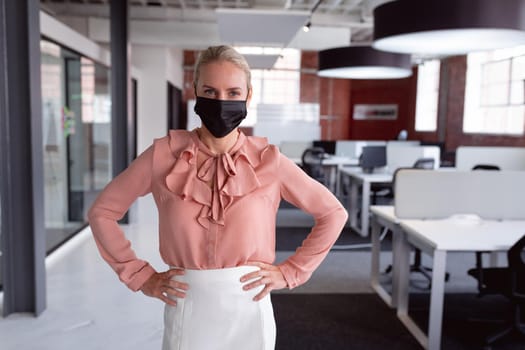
[193,45,252,90]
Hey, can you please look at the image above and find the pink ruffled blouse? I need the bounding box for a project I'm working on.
[88,129,348,291]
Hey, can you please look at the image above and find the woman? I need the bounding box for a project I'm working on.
[88,45,348,350]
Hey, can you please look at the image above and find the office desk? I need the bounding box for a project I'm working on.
[324,156,359,194]
[370,205,405,308]
[340,167,393,237]
[292,155,359,194]
[397,218,525,350]
[289,155,358,167]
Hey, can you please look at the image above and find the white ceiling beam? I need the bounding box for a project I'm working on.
[288,25,351,50]
[88,17,222,49]
[253,0,290,9]
[42,3,220,21]
[326,0,344,12]
[311,12,370,28]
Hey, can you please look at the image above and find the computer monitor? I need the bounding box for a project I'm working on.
[313,140,336,155]
[359,145,387,173]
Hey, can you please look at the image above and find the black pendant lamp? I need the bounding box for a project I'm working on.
[373,0,525,56]
[317,45,412,79]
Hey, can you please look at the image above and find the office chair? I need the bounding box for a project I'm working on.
[467,234,525,346]
[301,147,327,185]
[413,157,435,169]
[470,164,501,292]
[472,164,500,171]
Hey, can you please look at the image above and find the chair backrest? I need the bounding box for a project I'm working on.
[313,140,336,155]
[508,234,525,273]
[301,147,325,180]
[472,164,501,171]
[413,157,435,169]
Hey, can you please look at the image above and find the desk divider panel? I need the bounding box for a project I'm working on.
[394,169,525,220]
[456,146,525,170]
[279,141,312,159]
[387,145,440,170]
[335,140,387,158]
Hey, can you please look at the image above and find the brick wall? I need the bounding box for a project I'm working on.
[183,50,525,149]
[443,55,525,150]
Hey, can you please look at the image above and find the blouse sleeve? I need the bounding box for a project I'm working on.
[276,154,348,289]
[87,145,156,291]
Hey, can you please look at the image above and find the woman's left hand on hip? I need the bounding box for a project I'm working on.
[240,261,287,301]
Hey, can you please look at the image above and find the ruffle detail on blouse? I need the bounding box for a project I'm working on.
[165,129,269,229]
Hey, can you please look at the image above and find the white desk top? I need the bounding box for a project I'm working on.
[289,155,359,166]
[339,167,393,182]
[400,217,525,251]
[370,205,398,223]
[323,156,359,166]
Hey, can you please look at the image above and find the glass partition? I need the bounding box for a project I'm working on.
[41,39,111,254]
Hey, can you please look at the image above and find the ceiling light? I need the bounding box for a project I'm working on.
[373,0,525,56]
[303,21,311,33]
[317,46,412,79]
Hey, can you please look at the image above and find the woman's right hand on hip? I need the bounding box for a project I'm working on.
[140,268,189,306]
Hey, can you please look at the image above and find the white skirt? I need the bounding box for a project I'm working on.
[162,266,276,350]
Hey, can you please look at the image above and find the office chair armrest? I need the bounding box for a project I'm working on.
[510,271,525,299]
[473,251,491,292]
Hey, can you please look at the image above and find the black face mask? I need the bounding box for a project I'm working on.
[194,96,247,138]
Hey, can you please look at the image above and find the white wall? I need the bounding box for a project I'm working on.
[132,45,168,153]
[166,47,184,89]
[132,45,184,153]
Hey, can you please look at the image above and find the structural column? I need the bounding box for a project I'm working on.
[110,0,132,222]
[0,0,46,316]
[110,0,133,176]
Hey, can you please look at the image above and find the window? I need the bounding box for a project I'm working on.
[463,45,525,135]
[415,60,440,132]
[235,47,301,126]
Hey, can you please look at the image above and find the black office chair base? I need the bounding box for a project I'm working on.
[382,260,450,290]
[481,324,525,349]
[469,305,525,348]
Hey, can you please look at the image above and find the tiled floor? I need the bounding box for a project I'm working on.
[0,195,481,350]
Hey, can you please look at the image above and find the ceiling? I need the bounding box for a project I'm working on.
[40,0,392,51]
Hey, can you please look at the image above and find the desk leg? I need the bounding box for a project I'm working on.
[371,219,380,283]
[327,165,337,194]
[489,251,500,267]
[428,250,447,350]
[335,165,342,197]
[397,234,428,348]
[349,179,359,232]
[390,227,403,309]
[396,232,411,315]
[370,218,393,306]
[360,181,370,237]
